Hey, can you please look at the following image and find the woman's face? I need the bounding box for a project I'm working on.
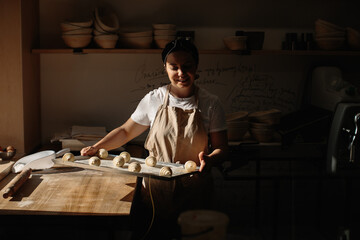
[165,51,198,94]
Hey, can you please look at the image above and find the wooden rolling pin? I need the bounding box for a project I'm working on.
[3,168,32,199]
[0,161,15,182]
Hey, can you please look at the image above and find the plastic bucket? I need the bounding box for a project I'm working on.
[178,210,229,240]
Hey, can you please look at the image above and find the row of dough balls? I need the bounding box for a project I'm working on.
[62,148,110,162]
[62,149,197,177]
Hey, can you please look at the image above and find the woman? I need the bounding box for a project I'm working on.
[81,38,228,239]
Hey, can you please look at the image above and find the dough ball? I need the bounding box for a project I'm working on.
[120,151,131,163]
[184,160,197,172]
[6,146,15,152]
[97,148,108,159]
[145,156,157,167]
[113,156,125,167]
[159,166,172,177]
[89,156,101,166]
[128,162,141,173]
[62,152,75,162]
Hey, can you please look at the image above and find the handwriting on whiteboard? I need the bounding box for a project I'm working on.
[131,62,299,114]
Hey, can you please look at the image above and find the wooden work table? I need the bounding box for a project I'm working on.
[0,165,136,215]
[0,160,138,239]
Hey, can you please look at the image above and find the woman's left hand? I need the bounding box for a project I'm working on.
[198,151,210,172]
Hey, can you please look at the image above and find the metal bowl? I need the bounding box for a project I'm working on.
[0,150,16,160]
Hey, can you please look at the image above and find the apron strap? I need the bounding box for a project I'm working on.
[162,84,171,108]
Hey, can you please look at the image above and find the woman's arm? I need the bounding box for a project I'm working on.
[198,130,229,172]
[80,118,149,156]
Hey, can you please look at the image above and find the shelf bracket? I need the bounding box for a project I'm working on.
[72,48,87,55]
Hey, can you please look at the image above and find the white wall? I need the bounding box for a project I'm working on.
[41,53,311,143]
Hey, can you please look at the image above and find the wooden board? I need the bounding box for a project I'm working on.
[54,155,199,180]
[0,165,136,215]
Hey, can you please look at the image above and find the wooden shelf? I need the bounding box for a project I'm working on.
[31,48,360,56]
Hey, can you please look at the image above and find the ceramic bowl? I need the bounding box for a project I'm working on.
[94,34,118,48]
[152,24,176,30]
[0,149,16,161]
[62,34,92,48]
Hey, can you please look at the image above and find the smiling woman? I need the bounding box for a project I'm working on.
[80,38,229,239]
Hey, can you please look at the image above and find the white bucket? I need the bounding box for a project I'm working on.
[178,209,229,240]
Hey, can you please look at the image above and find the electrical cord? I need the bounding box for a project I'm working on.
[141,176,155,240]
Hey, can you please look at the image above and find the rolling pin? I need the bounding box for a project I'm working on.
[0,161,15,182]
[3,168,32,199]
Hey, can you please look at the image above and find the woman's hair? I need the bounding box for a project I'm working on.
[161,38,199,65]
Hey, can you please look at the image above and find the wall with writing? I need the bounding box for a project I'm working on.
[41,54,306,143]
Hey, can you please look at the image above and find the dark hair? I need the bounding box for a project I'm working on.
[161,38,199,65]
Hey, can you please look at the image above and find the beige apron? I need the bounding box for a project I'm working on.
[134,84,214,238]
[144,84,208,164]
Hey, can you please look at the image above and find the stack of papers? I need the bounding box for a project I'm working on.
[70,125,107,140]
[54,125,120,151]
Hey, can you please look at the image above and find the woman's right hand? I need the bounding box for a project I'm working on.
[80,146,98,156]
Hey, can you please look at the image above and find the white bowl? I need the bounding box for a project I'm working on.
[223,36,247,50]
[94,34,119,48]
[62,34,92,48]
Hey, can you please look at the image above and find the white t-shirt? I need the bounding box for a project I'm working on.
[131,85,227,133]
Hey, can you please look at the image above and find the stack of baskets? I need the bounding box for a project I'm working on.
[93,7,119,48]
[226,111,249,141]
[60,19,93,48]
[315,19,346,50]
[248,109,281,143]
[153,24,177,48]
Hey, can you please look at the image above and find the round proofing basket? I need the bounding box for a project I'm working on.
[250,128,274,143]
[94,34,118,48]
[250,122,273,130]
[62,34,92,48]
[226,111,248,122]
[152,23,176,30]
[62,27,93,35]
[227,121,249,141]
[154,29,177,36]
[60,19,93,32]
[248,109,281,125]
